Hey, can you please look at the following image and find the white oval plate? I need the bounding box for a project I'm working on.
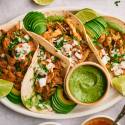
[0,7,123,119]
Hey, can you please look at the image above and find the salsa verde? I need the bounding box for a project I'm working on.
[69,65,107,103]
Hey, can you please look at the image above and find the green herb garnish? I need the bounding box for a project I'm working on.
[0,68,2,76]
[0,34,5,45]
[55,37,67,50]
[8,37,19,50]
[114,0,121,6]
[39,64,49,73]
[15,63,21,71]
[93,39,103,48]
[52,56,59,62]
[13,31,21,36]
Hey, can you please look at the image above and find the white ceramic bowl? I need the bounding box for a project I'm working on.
[38,122,62,125]
[81,115,120,125]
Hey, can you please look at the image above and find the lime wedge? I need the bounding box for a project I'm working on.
[112,75,125,96]
[75,8,100,24]
[0,79,13,97]
[33,0,54,5]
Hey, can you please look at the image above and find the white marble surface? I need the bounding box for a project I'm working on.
[0,0,125,125]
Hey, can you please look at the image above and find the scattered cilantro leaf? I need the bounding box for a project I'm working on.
[114,0,121,6]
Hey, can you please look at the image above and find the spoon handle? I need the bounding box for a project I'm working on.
[113,105,125,124]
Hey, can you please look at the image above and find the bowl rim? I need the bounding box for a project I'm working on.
[81,115,120,125]
[65,61,110,105]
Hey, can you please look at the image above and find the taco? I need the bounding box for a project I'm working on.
[23,11,94,66]
[0,21,37,97]
[21,35,70,113]
[85,16,125,79]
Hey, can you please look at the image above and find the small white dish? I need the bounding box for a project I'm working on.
[38,122,62,125]
[81,115,120,125]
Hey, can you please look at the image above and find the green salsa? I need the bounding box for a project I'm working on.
[69,65,107,103]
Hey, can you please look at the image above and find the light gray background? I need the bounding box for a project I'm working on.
[0,0,125,125]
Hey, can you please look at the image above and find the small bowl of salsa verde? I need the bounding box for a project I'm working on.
[65,62,110,105]
[81,115,120,125]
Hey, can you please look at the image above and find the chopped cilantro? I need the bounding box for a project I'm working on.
[0,68,2,76]
[54,37,67,50]
[113,54,119,58]
[15,53,20,58]
[36,74,42,80]
[39,64,49,73]
[8,37,19,50]
[67,54,71,58]
[93,39,103,48]
[28,51,34,56]
[113,60,119,63]
[114,0,121,6]
[52,56,59,62]
[71,35,78,41]
[39,46,45,52]
[13,31,21,36]
[15,63,21,71]
[22,37,29,42]
[24,98,32,108]
[0,34,5,45]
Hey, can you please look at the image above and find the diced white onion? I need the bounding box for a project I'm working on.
[39,77,47,87]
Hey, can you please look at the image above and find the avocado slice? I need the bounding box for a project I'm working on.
[85,22,99,39]
[54,90,75,110]
[92,20,106,34]
[105,20,125,34]
[56,87,76,106]
[86,21,102,37]
[95,17,108,29]
[7,87,22,104]
[51,87,76,114]
[52,96,71,113]
[75,8,100,24]
[23,11,47,34]
[85,25,97,39]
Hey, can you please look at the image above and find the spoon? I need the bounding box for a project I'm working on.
[113,104,125,125]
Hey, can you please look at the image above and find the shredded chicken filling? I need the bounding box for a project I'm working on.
[34,47,64,100]
[42,18,90,66]
[0,23,36,90]
[97,29,125,76]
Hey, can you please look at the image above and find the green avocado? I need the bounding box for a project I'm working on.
[51,87,76,114]
[93,20,106,34]
[85,17,108,40]
[86,21,104,37]
[95,17,108,29]
[75,8,100,24]
[85,22,100,39]
[85,25,98,39]
[23,11,47,34]
[104,19,125,34]
[47,16,64,22]
[7,87,22,104]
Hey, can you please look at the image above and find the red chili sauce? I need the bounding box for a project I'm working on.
[84,117,115,125]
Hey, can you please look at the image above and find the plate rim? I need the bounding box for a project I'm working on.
[0,6,123,119]
[0,95,122,119]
